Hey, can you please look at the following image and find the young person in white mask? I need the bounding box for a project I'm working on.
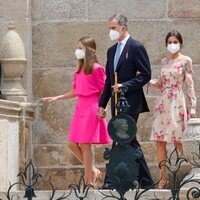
[42,36,111,187]
[149,30,197,189]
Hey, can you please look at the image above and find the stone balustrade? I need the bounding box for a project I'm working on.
[0,99,35,191]
[181,118,200,188]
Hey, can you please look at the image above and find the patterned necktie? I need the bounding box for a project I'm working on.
[114,42,122,72]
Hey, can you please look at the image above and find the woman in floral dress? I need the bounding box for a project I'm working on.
[149,30,197,189]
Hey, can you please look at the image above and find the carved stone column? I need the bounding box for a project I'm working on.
[0,100,35,191]
[181,118,200,187]
[0,24,27,102]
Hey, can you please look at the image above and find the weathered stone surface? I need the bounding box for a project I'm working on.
[144,65,162,97]
[136,97,156,141]
[88,0,167,20]
[32,68,76,145]
[0,25,27,101]
[0,0,27,19]
[36,167,84,189]
[30,13,200,190]
[94,144,112,165]
[0,21,31,95]
[33,144,80,166]
[0,119,19,190]
[168,0,200,18]
[33,100,75,144]
[32,0,88,21]
[148,162,192,186]
[32,19,200,70]
[32,68,74,97]
[140,142,183,165]
[1,0,200,192]
[36,166,106,189]
[140,142,156,165]
[128,20,200,65]
[32,22,110,69]
[32,0,166,22]
[192,65,200,97]
[34,162,191,190]
[0,22,28,51]
[1,25,26,59]
[0,120,9,191]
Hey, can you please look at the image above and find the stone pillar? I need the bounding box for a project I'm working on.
[0,100,35,191]
[0,24,27,102]
[181,118,200,187]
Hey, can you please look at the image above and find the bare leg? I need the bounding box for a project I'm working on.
[174,142,183,155]
[156,141,169,189]
[68,142,84,163]
[68,142,99,174]
[80,143,94,185]
[68,142,101,186]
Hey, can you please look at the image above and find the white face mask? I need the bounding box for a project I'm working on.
[167,43,180,54]
[109,29,120,41]
[75,49,85,59]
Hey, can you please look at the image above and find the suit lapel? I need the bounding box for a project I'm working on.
[111,44,118,75]
[115,37,131,72]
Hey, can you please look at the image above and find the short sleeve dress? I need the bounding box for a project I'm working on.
[150,55,196,143]
[68,63,111,144]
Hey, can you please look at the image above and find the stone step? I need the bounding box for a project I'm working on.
[0,189,195,200]
[140,141,186,164]
[94,141,188,166]
[33,140,193,190]
[34,163,191,190]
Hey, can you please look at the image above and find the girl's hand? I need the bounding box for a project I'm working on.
[98,107,106,119]
[42,97,57,103]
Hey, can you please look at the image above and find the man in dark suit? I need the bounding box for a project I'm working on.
[98,14,153,189]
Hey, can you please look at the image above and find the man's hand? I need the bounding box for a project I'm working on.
[112,83,123,93]
[98,107,106,119]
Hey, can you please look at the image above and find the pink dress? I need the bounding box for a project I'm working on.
[68,63,111,144]
[150,55,196,143]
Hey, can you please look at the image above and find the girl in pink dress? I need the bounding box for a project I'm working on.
[42,36,111,186]
[149,30,197,189]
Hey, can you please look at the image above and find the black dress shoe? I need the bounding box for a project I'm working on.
[99,183,114,190]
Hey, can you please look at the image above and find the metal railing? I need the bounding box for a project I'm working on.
[1,144,200,200]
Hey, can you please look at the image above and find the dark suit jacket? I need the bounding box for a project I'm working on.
[99,36,151,116]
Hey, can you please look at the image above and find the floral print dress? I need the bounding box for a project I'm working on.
[150,55,196,143]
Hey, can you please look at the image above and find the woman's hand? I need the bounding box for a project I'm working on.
[149,79,162,89]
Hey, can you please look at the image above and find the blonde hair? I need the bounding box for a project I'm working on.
[76,36,99,74]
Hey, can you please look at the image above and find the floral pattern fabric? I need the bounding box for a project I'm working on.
[150,55,196,143]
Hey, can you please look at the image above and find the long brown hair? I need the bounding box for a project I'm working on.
[76,36,99,74]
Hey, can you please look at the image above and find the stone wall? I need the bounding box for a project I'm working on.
[1,0,200,189]
[31,0,200,189]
